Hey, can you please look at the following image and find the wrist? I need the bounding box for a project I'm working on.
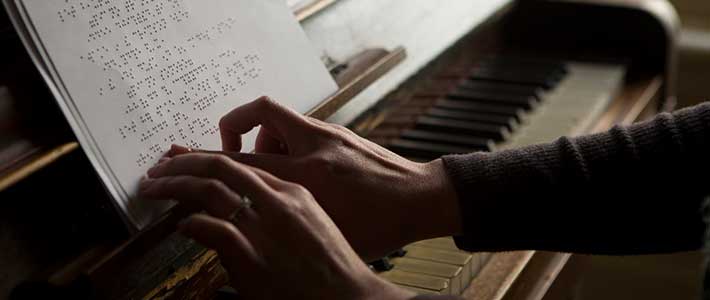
[406,159,463,241]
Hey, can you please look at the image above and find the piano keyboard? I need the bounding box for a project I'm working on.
[364,57,626,295]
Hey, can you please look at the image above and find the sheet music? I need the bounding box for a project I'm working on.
[7,0,337,230]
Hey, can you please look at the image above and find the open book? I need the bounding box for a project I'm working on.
[3,0,338,231]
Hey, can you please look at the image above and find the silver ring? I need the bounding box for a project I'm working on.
[228,196,252,225]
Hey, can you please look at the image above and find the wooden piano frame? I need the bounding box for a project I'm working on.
[1,0,680,299]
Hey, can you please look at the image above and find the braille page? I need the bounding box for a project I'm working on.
[16,0,337,230]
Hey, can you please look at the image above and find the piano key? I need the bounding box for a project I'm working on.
[457,80,544,101]
[447,88,538,110]
[369,257,395,272]
[434,99,525,121]
[415,82,541,109]
[478,56,568,74]
[390,257,464,295]
[388,139,482,159]
[425,108,518,131]
[469,69,558,90]
[475,63,567,81]
[390,248,408,258]
[412,237,458,250]
[398,285,441,295]
[403,246,474,266]
[415,116,509,141]
[403,246,474,283]
[410,238,488,277]
[379,269,452,295]
[400,129,493,151]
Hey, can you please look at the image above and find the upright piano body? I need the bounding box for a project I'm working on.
[0,0,679,299]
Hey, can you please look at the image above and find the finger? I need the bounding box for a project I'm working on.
[139,176,249,219]
[161,146,299,184]
[180,214,262,271]
[219,96,311,152]
[165,144,194,157]
[228,208,268,249]
[199,152,300,193]
[147,153,283,211]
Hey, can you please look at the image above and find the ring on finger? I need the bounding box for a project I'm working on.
[228,196,253,226]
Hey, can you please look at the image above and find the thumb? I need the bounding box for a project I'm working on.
[219,96,311,152]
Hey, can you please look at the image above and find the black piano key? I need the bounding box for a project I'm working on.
[425,108,517,131]
[388,139,479,159]
[481,55,567,70]
[369,257,395,272]
[415,116,509,141]
[434,99,525,121]
[400,129,493,150]
[389,249,407,258]
[477,62,567,80]
[469,69,558,90]
[479,56,568,74]
[447,88,538,110]
[457,80,544,101]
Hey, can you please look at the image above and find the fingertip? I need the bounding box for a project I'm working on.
[167,144,192,157]
[138,176,156,193]
[178,214,208,238]
[220,133,243,152]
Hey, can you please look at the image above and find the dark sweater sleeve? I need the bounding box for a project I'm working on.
[442,102,710,254]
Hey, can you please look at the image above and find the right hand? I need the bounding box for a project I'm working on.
[140,152,415,300]
[174,97,462,261]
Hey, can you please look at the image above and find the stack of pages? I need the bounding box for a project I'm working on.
[3,0,337,231]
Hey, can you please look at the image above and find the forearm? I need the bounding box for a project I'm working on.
[442,103,710,254]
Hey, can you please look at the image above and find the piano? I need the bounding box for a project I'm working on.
[0,0,679,299]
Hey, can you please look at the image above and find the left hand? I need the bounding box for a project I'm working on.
[168,97,462,261]
[139,152,414,300]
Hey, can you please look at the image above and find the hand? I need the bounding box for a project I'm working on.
[139,152,414,300]
[179,96,463,261]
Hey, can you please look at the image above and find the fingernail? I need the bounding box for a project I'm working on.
[171,144,191,154]
[158,157,170,164]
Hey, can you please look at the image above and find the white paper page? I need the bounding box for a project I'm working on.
[287,0,316,11]
[17,0,337,230]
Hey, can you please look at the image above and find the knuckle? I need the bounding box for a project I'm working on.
[289,184,312,199]
[206,155,234,173]
[257,96,278,111]
[218,115,230,129]
[281,184,314,214]
[282,195,307,215]
[202,179,228,196]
